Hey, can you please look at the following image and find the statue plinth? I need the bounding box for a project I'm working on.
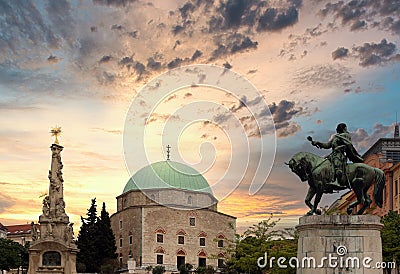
[296,215,383,274]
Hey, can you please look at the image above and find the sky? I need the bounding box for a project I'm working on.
[0,0,400,232]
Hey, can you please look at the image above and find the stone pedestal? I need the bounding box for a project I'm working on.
[296,215,383,274]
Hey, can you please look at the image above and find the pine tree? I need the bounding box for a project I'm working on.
[98,202,117,265]
[77,198,102,272]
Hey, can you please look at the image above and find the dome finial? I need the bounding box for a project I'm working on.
[166,145,171,161]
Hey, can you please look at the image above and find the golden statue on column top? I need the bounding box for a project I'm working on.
[50,126,62,145]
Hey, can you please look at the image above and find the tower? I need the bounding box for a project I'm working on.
[28,128,79,274]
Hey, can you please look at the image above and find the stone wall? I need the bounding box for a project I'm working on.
[141,206,235,271]
[110,201,236,270]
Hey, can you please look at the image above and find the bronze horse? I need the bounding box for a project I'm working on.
[287,151,385,215]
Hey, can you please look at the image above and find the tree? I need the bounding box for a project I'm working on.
[98,202,118,269]
[0,238,27,272]
[179,263,193,274]
[77,198,102,272]
[221,216,297,274]
[77,198,118,273]
[381,210,400,273]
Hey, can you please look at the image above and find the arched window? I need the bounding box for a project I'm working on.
[42,251,61,266]
[187,196,192,205]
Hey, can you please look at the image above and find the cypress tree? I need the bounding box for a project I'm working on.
[77,198,101,272]
[98,202,117,265]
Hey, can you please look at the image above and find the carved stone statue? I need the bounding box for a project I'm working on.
[287,123,385,215]
[42,196,50,217]
[31,222,39,241]
[56,198,65,216]
[46,222,55,238]
[63,223,75,246]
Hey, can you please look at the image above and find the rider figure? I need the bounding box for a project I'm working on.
[311,123,363,189]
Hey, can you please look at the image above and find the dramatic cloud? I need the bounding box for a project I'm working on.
[320,0,400,34]
[276,122,302,138]
[269,100,302,124]
[333,39,399,67]
[332,47,349,60]
[351,123,395,151]
[92,0,138,8]
[353,39,398,67]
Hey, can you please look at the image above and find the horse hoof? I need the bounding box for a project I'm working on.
[306,211,313,216]
[315,209,322,215]
[347,209,353,215]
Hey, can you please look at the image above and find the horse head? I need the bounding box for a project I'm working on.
[286,153,309,182]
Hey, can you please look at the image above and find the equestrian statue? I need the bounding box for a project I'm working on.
[287,123,385,215]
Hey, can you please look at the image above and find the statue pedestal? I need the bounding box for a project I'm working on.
[296,215,383,274]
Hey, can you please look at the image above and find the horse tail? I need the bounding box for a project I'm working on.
[373,168,385,208]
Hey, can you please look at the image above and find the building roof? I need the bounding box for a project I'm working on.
[362,137,400,164]
[4,224,39,236]
[123,161,213,196]
[0,222,7,232]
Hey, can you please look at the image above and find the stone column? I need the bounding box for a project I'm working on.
[296,215,383,274]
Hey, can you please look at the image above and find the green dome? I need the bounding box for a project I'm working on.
[123,161,213,196]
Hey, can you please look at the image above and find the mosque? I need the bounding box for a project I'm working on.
[110,158,236,271]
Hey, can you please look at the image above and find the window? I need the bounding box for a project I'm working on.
[157,254,163,264]
[119,254,123,266]
[178,235,184,244]
[199,237,206,247]
[129,235,133,245]
[198,257,206,267]
[218,259,224,268]
[395,180,399,196]
[119,238,123,248]
[218,239,223,248]
[150,194,156,201]
[157,234,164,243]
[189,217,195,226]
[119,220,123,230]
[188,196,192,205]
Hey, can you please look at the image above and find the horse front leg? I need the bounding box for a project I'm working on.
[312,190,323,215]
[305,187,316,215]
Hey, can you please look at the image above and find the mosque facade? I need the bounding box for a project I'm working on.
[110,160,236,271]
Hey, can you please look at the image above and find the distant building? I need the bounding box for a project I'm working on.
[0,223,7,238]
[329,123,400,215]
[4,223,39,246]
[391,162,400,214]
[110,160,236,272]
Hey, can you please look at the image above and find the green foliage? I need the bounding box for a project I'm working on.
[195,265,215,274]
[220,216,297,274]
[0,238,27,271]
[179,263,193,274]
[77,198,117,273]
[145,265,153,273]
[152,265,166,274]
[381,211,400,265]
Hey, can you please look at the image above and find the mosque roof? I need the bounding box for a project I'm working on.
[123,161,213,196]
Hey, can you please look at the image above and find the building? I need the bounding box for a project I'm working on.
[0,223,7,238]
[329,123,400,215]
[110,160,236,272]
[4,223,40,246]
[390,162,400,214]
